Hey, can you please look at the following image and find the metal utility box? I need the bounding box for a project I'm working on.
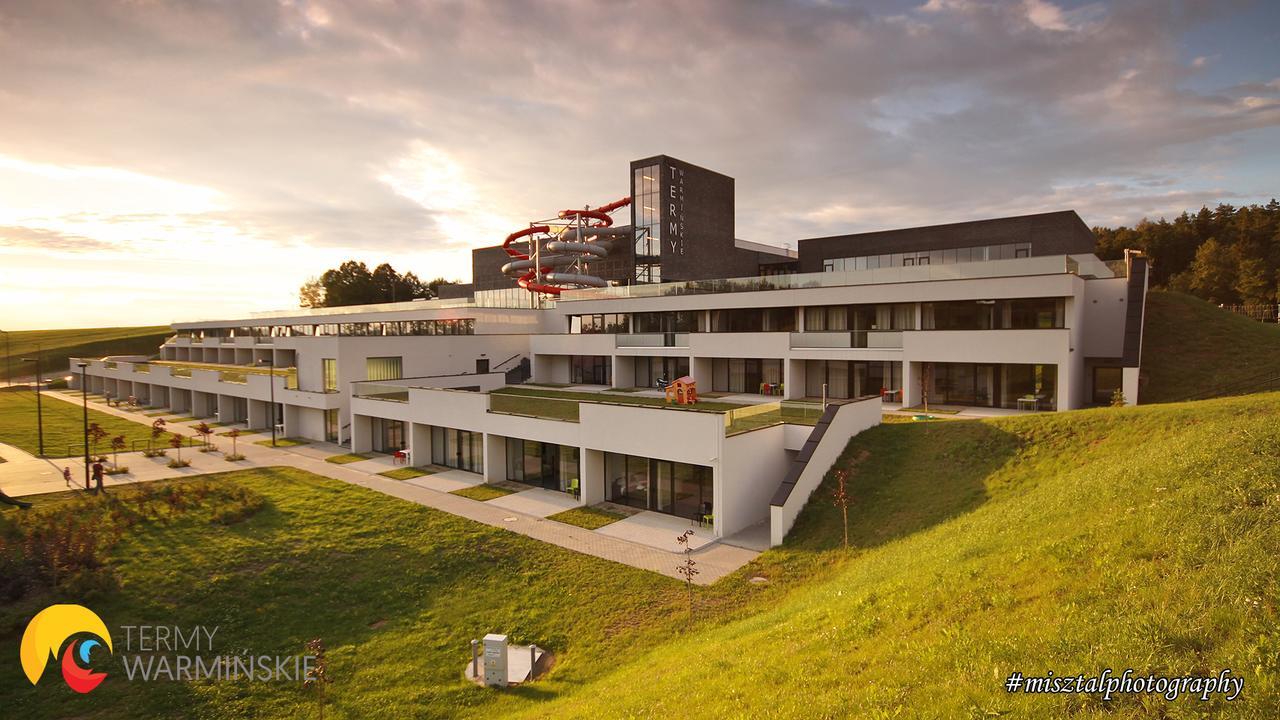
[482,633,508,687]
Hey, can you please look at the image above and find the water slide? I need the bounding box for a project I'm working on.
[501,197,631,295]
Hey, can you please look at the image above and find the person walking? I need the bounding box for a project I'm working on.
[91,459,105,493]
[62,466,72,487]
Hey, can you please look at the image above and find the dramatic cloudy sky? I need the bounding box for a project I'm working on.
[1,0,1278,329]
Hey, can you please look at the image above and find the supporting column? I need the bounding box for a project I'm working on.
[785,359,806,400]
[191,391,211,418]
[901,360,920,408]
[483,433,506,484]
[690,357,713,395]
[350,414,373,453]
[410,422,431,470]
[580,448,605,506]
[216,394,235,424]
[247,399,269,430]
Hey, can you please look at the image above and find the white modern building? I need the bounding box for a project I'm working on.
[71,155,1149,546]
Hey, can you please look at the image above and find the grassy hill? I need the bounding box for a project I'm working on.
[1140,291,1280,403]
[495,393,1280,718]
[0,326,169,379]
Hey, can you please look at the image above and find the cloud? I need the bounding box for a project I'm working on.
[0,225,111,252]
[0,0,1277,327]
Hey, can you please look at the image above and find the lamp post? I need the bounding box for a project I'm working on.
[77,362,90,490]
[258,354,278,447]
[20,348,43,456]
[1,329,10,387]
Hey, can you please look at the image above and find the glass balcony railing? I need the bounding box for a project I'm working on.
[615,332,690,348]
[561,255,1116,302]
[724,400,824,436]
[352,382,410,402]
[789,331,903,349]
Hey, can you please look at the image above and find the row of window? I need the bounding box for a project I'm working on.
[181,318,476,340]
[821,242,1032,272]
[921,299,1065,331]
[570,303,918,334]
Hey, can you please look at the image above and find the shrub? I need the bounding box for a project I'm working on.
[142,448,167,458]
[105,466,129,475]
[225,453,246,462]
[1110,389,1127,407]
[167,459,191,469]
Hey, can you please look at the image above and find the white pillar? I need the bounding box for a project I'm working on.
[901,361,919,408]
[580,448,605,506]
[483,433,506,484]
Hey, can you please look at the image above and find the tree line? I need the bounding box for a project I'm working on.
[1093,200,1280,305]
[299,262,459,308]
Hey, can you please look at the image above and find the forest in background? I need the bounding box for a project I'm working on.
[1093,200,1280,305]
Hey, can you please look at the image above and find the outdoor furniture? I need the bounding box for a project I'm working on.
[568,478,580,498]
[1017,396,1038,411]
[880,388,901,402]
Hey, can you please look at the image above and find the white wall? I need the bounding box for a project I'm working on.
[719,425,791,536]
[770,397,882,546]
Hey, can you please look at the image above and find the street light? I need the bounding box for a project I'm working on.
[77,362,91,491]
[1,329,10,387]
[20,348,43,456]
[257,354,278,448]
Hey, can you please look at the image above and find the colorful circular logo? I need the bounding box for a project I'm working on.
[19,604,113,693]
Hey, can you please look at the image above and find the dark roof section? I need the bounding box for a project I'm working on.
[796,210,1097,273]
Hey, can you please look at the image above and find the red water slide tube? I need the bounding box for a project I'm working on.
[502,196,631,295]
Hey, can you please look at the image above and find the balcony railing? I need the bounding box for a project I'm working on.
[615,332,690,348]
[725,401,824,435]
[561,254,1111,302]
[352,382,410,402]
[789,331,902,349]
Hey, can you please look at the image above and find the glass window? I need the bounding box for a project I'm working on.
[322,358,338,392]
[365,356,402,381]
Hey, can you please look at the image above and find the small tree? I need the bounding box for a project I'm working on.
[832,469,851,548]
[110,435,126,467]
[227,428,242,460]
[169,432,185,463]
[88,423,108,456]
[304,638,332,720]
[1110,389,1127,407]
[675,530,699,626]
[194,422,214,451]
[150,418,167,449]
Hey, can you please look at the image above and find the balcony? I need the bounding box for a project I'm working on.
[789,331,902,349]
[560,254,1121,302]
[615,332,690,348]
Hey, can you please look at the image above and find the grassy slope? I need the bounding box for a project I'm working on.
[0,467,796,720]
[1140,290,1280,403]
[0,389,160,457]
[0,325,170,378]
[501,393,1280,719]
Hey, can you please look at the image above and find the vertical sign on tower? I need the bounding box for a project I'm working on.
[667,163,686,256]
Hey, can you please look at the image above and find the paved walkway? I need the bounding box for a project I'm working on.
[3,391,761,584]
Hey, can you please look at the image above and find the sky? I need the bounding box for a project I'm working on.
[1,0,1278,330]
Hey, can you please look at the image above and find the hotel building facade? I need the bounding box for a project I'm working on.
[72,155,1149,546]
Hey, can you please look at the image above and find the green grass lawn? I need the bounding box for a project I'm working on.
[547,506,627,530]
[0,325,169,380]
[378,467,435,480]
[0,389,159,457]
[500,392,1280,718]
[0,467,752,720]
[3,394,1277,718]
[325,452,372,464]
[491,386,757,422]
[449,484,518,501]
[253,437,310,448]
[1140,290,1280,403]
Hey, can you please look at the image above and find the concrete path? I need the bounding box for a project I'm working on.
[405,470,484,493]
[4,391,761,585]
[488,487,580,518]
[597,511,717,552]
